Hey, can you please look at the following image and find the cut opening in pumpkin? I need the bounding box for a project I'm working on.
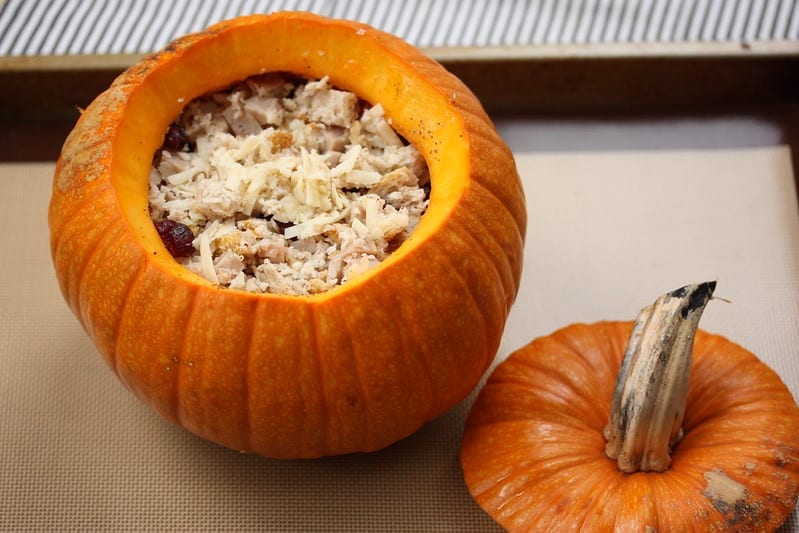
[149,72,431,295]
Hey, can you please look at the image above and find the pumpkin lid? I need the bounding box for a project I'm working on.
[461,283,799,531]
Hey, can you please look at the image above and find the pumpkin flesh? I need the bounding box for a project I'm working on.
[49,13,525,458]
[461,321,799,531]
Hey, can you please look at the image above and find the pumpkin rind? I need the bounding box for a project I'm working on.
[49,12,526,458]
[461,322,799,531]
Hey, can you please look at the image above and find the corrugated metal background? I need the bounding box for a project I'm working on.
[1,0,798,57]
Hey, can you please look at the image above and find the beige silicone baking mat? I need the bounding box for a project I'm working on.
[2,146,798,531]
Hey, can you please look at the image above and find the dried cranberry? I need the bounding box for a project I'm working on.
[154,220,195,257]
[162,123,192,151]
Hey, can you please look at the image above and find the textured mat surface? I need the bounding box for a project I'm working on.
[2,145,799,531]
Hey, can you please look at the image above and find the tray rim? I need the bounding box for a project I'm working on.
[0,40,797,72]
[1,41,797,163]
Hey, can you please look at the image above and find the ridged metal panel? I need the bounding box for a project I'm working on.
[0,0,798,57]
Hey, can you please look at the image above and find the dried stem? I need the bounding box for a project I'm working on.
[604,282,716,473]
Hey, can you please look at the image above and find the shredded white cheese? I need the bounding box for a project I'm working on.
[149,73,429,295]
[198,231,219,285]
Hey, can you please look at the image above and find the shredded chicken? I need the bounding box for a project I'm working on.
[149,73,429,295]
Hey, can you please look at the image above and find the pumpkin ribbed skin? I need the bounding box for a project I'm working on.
[49,12,525,458]
[461,322,799,531]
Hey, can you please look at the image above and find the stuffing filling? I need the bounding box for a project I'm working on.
[149,73,429,295]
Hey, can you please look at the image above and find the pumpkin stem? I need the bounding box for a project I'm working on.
[603,281,716,473]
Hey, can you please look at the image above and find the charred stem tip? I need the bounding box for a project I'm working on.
[667,281,716,318]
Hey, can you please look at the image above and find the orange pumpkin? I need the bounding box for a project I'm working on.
[49,12,526,458]
[461,283,799,531]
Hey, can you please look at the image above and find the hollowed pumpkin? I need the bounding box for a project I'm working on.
[49,12,526,458]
